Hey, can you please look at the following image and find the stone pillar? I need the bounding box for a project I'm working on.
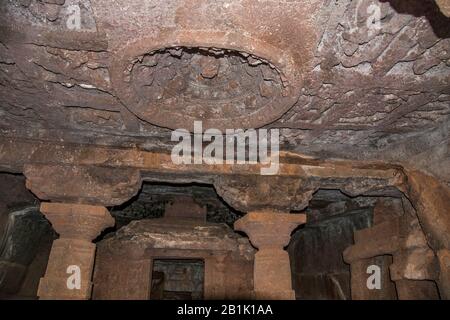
[343,220,400,300]
[390,248,440,300]
[204,254,228,300]
[347,256,396,300]
[437,249,450,299]
[37,202,114,300]
[214,254,227,299]
[234,211,306,300]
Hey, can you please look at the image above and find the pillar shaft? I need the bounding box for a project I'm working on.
[214,254,227,299]
[348,256,397,300]
[438,249,450,299]
[38,203,114,300]
[234,211,306,300]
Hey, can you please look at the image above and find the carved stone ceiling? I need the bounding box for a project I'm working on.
[0,0,449,180]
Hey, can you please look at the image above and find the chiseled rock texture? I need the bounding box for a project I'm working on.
[0,0,448,186]
[102,218,254,254]
[0,0,449,301]
[110,184,242,228]
[93,216,255,299]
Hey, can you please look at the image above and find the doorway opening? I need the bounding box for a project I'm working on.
[150,259,205,300]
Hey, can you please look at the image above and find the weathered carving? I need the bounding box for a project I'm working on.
[214,176,318,212]
[343,198,441,300]
[37,202,114,300]
[0,0,449,302]
[93,201,255,300]
[111,47,296,131]
[402,169,450,251]
[24,164,142,206]
[0,0,449,174]
[39,202,114,240]
[235,211,306,300]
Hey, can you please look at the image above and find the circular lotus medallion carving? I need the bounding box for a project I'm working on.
[111,45,299,131]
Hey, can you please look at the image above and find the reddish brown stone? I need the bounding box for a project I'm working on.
[164,196,207,222]
[24,165,142,206]
[38,203,114,300]
[437,249,450,299]
[403,170,450,251]
[344,198,441,300]
[93,202,255,300]
[436,0,450,16]
[235,211,306,300]
[0,0,449,302]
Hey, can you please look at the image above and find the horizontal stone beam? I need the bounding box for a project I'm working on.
[0,137,404,183]
[0,137,407,210]
[343,236,401,263]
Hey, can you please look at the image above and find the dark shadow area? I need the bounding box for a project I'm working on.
[0,172,55,300]
[150,259,204,300]
[288,189,378,300]
[96,181,245,242]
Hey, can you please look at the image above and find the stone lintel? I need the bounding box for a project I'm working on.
[0,137,404,182]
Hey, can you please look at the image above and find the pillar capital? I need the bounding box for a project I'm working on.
[234,211,306,300]
[437,249,450,299]
[214,176,318,213]
[234,211,306,249]
[40,202,114,241]
[24,164,142,207]
[38,202,114,299]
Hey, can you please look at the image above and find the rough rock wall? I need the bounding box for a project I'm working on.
[0,174,55,299]
[288,190,376,299]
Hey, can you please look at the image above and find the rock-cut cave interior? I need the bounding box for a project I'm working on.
[0,0,449,301]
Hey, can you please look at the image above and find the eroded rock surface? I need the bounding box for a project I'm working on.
[0,0,448,185]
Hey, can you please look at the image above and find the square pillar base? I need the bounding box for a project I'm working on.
[255,290,296,300]
[38,277,93,300]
